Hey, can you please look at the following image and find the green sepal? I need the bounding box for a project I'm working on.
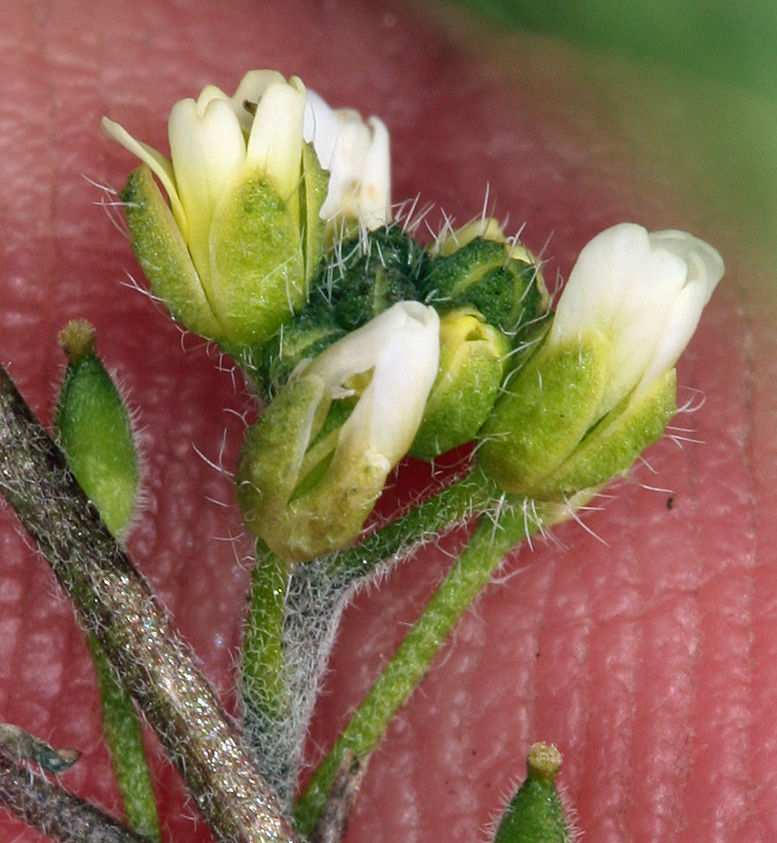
[209,169,306,348]
[55,328,139,538]
[301,141,329,289]
[541,368,677,498]
[410,308,509,461]
[478,336,609,496]
[253,309,346,400]
[421,237,547,337]
[493,743,572,843]
[235,375,384,562]
[312,225,427,331]
[121,165,221,340]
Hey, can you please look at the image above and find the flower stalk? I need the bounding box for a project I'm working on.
[294,491,589,836]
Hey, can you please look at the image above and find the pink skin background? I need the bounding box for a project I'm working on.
[2,1,776,842]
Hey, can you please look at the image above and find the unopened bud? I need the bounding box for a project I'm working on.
[479,223,723,499]
[491,743,573,843]
[236,302,439,562]
[410,307,508,461]
[55,321,139,537]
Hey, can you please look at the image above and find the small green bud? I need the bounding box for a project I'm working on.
[254,308,347,399]
[479,223,724,500]
[492,743,572,843]
[236,302,440,562]
[313,225,427,331]
[409,307,509,461]
[55,321,139,537]
[421,230,548,339]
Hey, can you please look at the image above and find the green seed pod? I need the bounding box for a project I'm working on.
[55,320,139,538]
[492,743,573,843]
[420,235,548,339]
[409,307,509,461]
[313,225,427,331]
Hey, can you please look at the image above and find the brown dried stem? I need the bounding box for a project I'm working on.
[0,746,152,843]
[0,364,297,843]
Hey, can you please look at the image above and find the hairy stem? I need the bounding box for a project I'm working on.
[0,365,297,843]
[295,497,562,835]
[87,635,161,841]
[325,464,501,583]
[0,746,152,843]
[240,464,501,803]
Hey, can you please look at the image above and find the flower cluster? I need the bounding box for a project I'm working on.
[104,71,723,563]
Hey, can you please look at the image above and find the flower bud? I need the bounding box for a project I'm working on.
[250,226,426,398]
[421,222,548,338]
[304,90,392,236]
[55,321,139,538]
[314,225,427,331]
[409,307,509,461]
[103,71,392,352]
[236,302,440,562]
[255,309,347,400]
[479,223,724,499]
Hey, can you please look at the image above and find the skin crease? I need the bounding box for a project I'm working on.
[1,0,775,842]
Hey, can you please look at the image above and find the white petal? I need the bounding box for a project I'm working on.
[549,222,719,415]
[636,232,725,394]
[245,76,306,200]
[101,116,187,237]
[304,98,392,229]
[551,224,653,342]
[230,70,287,133]
[168,97,246,279]
[303,90,340,168]
[306,302,440,465]
[195,84,231,116]
[649,229,724,305]
[599,241,687,411]
[357,116,392,228]
[317,115,371,222]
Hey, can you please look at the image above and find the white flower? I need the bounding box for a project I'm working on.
[479,222,724,499]
[236,301,440,561]
[102,70,394,347]
[304,90,392,231]
[102,71,307,290]
[549,223,724,415]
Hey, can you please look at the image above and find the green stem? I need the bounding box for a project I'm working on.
[239,466,499,803]
[87,635,161,842]
[324,464,501,583]
[243,543,291,723]
[294,497,545,836]
[241,542,298,799]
